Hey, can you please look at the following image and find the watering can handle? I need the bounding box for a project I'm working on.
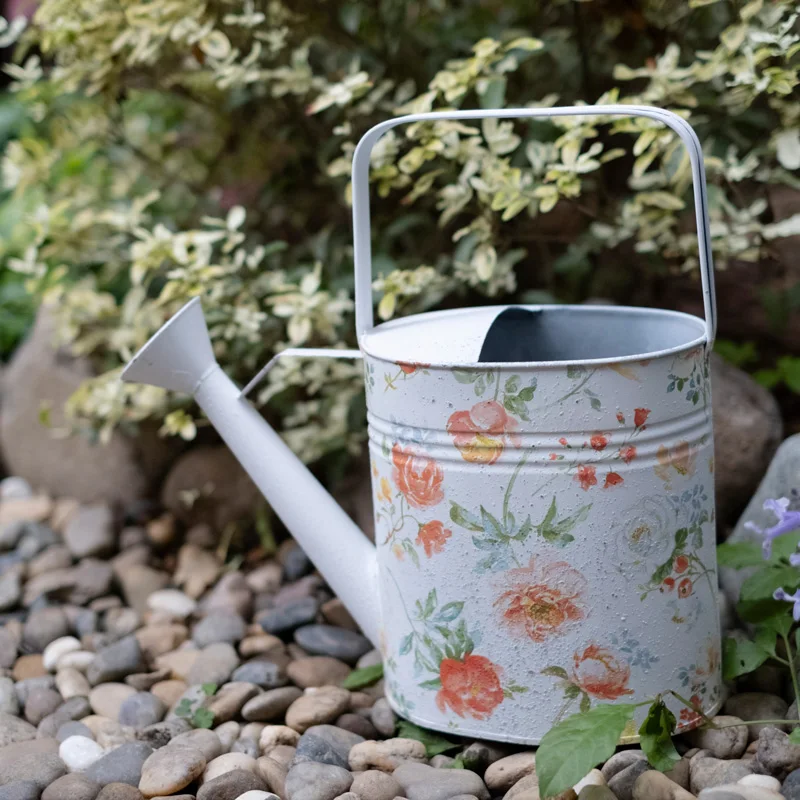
[351,105,717,346]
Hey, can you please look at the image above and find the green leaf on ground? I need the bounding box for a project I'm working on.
[536,703,637,798]
[193,708,215,729]
[395,720,460,757]
[790,727,800,744]
[639,700,681,772]
[342,662,384,689]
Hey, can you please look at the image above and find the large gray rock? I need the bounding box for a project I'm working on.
[721,434,800,609]
[711,353,783,524]
[392,762,490,800]
[0,306,172,506]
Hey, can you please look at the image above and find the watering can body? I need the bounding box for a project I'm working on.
[122,105,722,745]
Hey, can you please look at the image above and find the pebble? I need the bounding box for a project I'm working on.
[197,768,267,800]
[90,683,137,719]
[0,478,33,501]
[293,626,371,665]
[118,566,169,617]
[348,738,427,772]
[0,738,67,789]
[260,725,300,751]
[215,720,241,752]
[193,611,247,648]
[608,759,651,800]
[57,651,96,672]
[574,769,606,793]
[784,767,800,799]
[687,717,749,759]
[23,607,70,652]
[104,607,140,639]
[187,643,240,686]
[285,762,353,800]
[756,725,800,774]
[294,724,364,770]
[136,718,191,749]
[95,784,145,800]
[633,770,695,799]
[0,629,18,670]
[237,792,280,800]
[601,751,647,780]
[168,728,223,762]
[243,687,303,722]
[0,712,36,747]
[350,769,403,800]
[12,655,47,681]
[286,687,351,733]
[42,773,102,800]
[233,736,260,758]
[690,757,755,794]
[232,660,288,689]
[87,635,143,685]
[724,694,789,739]
[146,590,196,620]
[369,698,396,737]
[205,682,259,724]
[85,742,154,787]
[56,667,92,699]
[63,505,115,559]
[126,669,171,692]
[57,721,94,742]
[118,692,166,729]
[336,713,377,739]
[393,762,489,800]
[740,775,782,791]
[484,751,536,793]
[0,569,21,612]
[579,790,622,800]
[0,680,17,717]
[59,735,106,772]
[286,657,350,689]
[136,626,188,661]
[24,687,62,724]
[258,598,320,636]
[203,752,258,782]
[0,783,42,800]
[138,744,206,798]
[154,650,198,682]
[174,544,222,600]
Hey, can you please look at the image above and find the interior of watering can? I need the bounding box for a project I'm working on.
[360,304,707,365]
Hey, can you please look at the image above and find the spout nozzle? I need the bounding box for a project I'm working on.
[121,297,216,395]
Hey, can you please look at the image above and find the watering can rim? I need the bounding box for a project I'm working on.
[359,302,708,370]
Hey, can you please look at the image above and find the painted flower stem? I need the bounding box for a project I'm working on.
[503,450,531,525]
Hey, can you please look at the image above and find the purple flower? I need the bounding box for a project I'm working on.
[774,587,800,621]
[744,498,800,560]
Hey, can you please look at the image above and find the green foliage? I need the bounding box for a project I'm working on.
[536,703,637,798]
[342,662,384,689]
[0,0,797,456]
[638,700,681,773]
[394,720,460,757]
[174,682,217,729]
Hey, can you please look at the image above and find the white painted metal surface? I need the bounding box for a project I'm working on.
[120,105,721,745]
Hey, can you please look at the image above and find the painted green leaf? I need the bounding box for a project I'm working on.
[435,602,464,622]
[504,374,520,394]
[423,589,437,618]
[518,383,536,401]
[536,703,638,798]
[541,665,569,679]
[454,369,480,384]
[716,541,764,569]
[395,720,460,756]
[480,506,507,540]
[639,700,681,772]
[450,502,484,532]
[343,663,384,689]
[399,633,414,656]
[418,677,443,690]
[536,498,591,546]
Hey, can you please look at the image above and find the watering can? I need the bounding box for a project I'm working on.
[122,105,722,745]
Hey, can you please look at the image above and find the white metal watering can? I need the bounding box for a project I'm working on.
[122,105,722,745]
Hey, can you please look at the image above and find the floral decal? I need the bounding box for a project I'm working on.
[416,520,451,557]
[436,654,505,720]
[668,349,710,408]
[654,441,698,486]
[384,361,430,392]
[494,558,589,641]
[449,453,592,571]
[392,443,444,509]
[390,578,526,720]
[543,642,634,721]
[676,640,721,728]
[446,400,521,465]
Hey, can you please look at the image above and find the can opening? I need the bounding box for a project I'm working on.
[360,304,707,367]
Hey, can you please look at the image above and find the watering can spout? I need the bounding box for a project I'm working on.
[121,298,381,645]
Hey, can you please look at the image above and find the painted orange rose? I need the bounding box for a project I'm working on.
[619,446,637,464]
[572,644,633,700]
[398,362,418,374]
[436,654,504,720]
[392,444,444,509]
[678,578,693,598]
[559,437,569,446]
[634,408,650,428]
[446,401,521,465]
[416,521,451,557]
[663,577,676,591]
[590,434,608,451]
[674,555,689,573]
[604,472,624,488]
[679,694,703,725]
[575,465,597,491]
[494,558,588,642]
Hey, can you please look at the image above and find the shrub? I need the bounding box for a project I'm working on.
[0,0,797,464]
